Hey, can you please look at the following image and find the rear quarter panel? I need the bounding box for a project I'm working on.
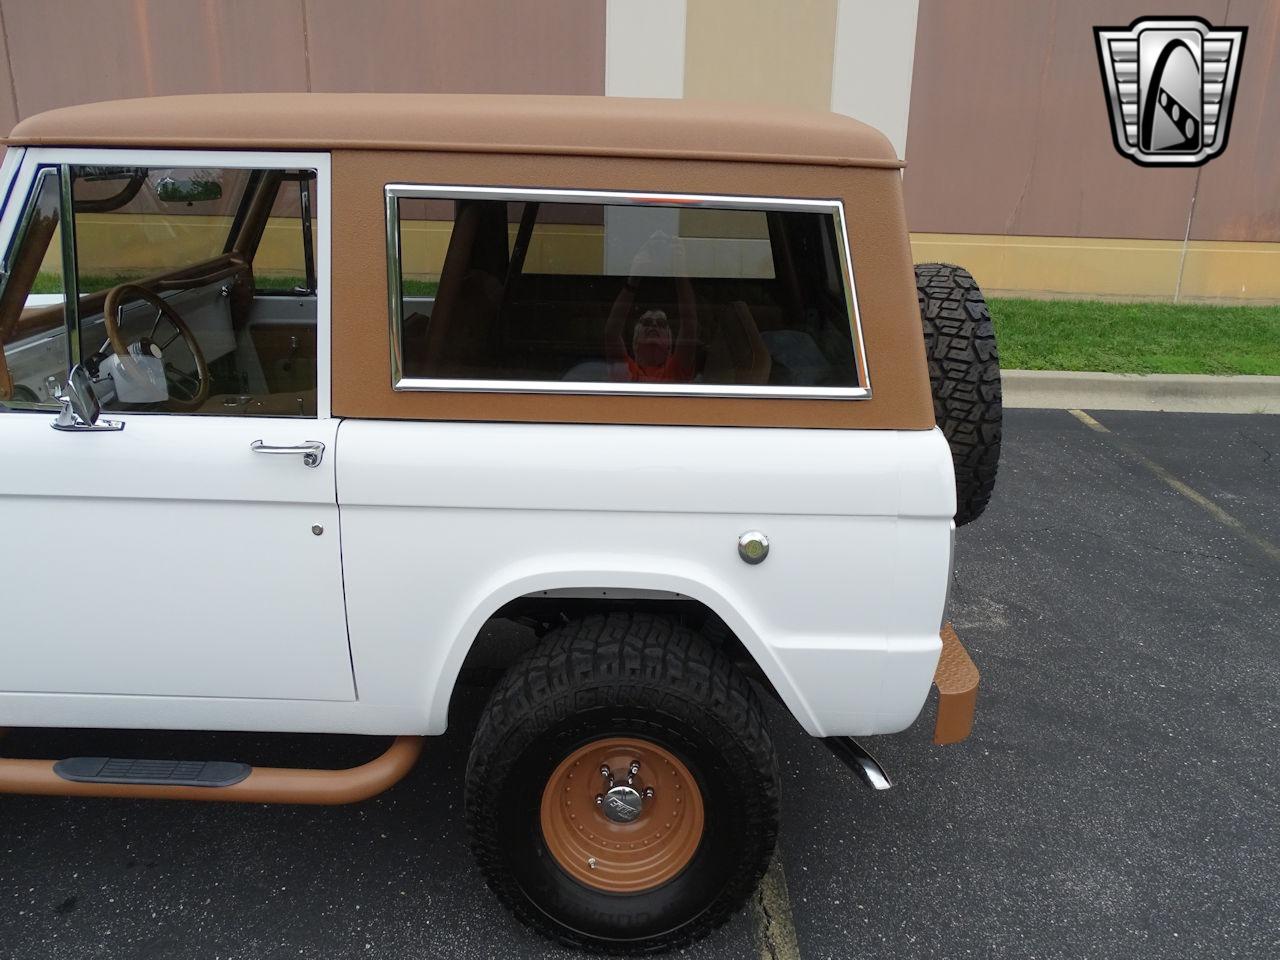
[335,420,954,737]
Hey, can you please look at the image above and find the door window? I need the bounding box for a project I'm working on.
[252,172,318,295]
[69,166,319,416]
[0,167,64,408]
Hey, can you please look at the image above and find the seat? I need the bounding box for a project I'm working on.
[418,202,504,378]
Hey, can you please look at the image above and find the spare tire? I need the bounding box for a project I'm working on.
[914,263,1001,526]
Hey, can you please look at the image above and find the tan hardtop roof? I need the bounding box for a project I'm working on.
[5,93,902,169]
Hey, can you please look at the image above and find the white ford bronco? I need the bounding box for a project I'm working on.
[0,94,1000,952]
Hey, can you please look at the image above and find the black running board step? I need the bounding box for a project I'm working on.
[53,756,251,788]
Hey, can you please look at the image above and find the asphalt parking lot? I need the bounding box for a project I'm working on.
[1,408,1276,959]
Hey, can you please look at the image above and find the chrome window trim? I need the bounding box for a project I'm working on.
[58,164,81,369]
[0,147,26,227]
[20,147,335,420]
[0,165,64,412]
[384,184,872,401]
[1,166,58,298]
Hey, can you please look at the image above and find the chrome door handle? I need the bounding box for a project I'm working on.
[250,439,325,468]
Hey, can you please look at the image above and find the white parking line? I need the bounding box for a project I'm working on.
[1069,409,1280,565]
[752,847,802,960]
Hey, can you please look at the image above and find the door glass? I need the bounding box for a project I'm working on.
[0,168,65,409]
[253,172,317,295]
[70,166,319,417]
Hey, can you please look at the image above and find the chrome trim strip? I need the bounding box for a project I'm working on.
[299,173,316,293]
[392,376,869,400]
[0,165,62,411]
[832,203,872,398]
[383,184,871,401]
[1,166,55,299]
[0,147,25,226]
[58,164,81,368]
[386,188,405,387]
[390,183,855,212]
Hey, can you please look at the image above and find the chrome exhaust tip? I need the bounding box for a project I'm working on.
[823,737,892,791]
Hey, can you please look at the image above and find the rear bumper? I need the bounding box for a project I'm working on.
[933,622,979,744]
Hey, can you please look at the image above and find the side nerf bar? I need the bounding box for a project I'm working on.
[0,735,424,805]
[933,621,979,745]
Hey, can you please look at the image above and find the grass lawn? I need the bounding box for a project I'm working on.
[988,298,1280,376]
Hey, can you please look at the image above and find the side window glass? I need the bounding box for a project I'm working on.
[70,166,319,417]
[391,191,863,393]
[252,172,317,295]
[0,168,66,409]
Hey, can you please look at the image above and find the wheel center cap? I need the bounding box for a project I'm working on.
[601,785,644,823]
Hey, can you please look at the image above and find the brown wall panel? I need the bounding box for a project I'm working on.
[0,5,17,131]
[2,0,308,116]
[0,0,602,131]
[4,0,153,116]
[1189,0,1280,241]
[0,3,17,164]
[127,0,310,96]
[302,0,604,95]
[904,0,1231,241]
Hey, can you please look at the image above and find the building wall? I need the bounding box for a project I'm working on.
[905,0,1280,302]
[603,0,920,158]
[0,0,604,127]
[1,0,1274,301]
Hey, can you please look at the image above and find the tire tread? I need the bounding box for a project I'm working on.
[915,262,1002,525]
[465,612,779,954]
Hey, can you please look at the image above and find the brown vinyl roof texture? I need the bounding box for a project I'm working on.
[5,93,901,168]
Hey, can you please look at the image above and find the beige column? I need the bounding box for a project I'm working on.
[605,0,687,97]
[683,0,837,108]
[830,0,920,158]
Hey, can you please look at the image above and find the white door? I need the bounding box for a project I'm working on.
[0,148,353,703]
[0,412,353,700]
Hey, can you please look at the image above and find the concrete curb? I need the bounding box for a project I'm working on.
[1002,370,1280,414]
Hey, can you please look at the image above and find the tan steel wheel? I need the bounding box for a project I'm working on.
[539,737,705,893]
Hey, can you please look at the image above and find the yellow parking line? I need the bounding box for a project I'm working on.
[1069,409,1109,433]
[752,848,803,960]
[1069,409,1280,565]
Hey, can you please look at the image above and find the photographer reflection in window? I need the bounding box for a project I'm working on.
[605,232,698,383]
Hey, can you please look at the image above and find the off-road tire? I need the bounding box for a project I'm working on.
[915,262,1002,525]
[465,612,779,953]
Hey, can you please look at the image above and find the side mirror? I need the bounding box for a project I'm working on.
[51,364,123,432]
[65,364,101,424]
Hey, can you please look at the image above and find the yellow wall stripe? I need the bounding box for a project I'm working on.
[910,233,1280,303]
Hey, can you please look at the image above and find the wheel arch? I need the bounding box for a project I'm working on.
[429,563,821,736]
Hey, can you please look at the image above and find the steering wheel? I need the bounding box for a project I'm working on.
[102,283,210,411]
